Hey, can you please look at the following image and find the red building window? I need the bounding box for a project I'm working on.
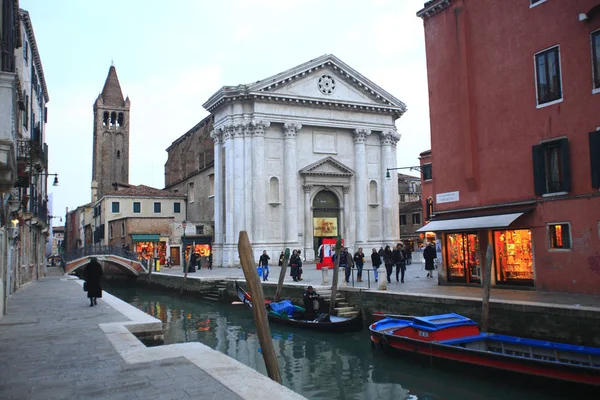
[593,31,600,91]
[535,46,562,105]
[532,138,571,195]
[548,223,571,250]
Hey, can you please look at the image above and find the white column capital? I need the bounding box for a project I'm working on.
[303,184,312,193]
[342,185,351,194]
[251,120,271,136]
[353,128,371,143]
[381,128,401,146]
[210,129,223,145]
[283,122,302,138]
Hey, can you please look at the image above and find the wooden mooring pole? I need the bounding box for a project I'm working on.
[274,248,290,303]
[481,243,493,333]
[328,236,342,316]
[238,231,282,384]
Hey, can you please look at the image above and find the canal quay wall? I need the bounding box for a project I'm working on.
[132,273,600,348]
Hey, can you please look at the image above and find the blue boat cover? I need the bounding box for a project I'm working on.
[270,300,296,317]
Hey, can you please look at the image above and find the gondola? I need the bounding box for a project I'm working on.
[370,313,600,386]
[235,282,363,333]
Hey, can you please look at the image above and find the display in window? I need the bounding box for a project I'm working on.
[135,241,167,266]
[494,229,534,285]
[446,233,480,283]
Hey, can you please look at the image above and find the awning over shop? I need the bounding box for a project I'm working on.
[416,212,524,233]
[132,234,160,242]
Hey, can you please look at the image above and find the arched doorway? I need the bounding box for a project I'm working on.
[312,190,340,255]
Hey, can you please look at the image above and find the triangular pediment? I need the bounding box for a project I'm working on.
[299,157,354,176]
[247,54,406,109]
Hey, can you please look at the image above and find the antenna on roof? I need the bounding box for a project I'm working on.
[111,59,114,66]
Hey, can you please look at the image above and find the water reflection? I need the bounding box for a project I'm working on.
[105,283,593,400]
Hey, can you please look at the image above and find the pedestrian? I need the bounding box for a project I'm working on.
[406,244,413,265]
[353,247,365,282]
[258,250,270,281]
[318,243,324,263]
[208,252,213,269]
[424,242,437,278]
[383,245,394,283]
[278,251,284,267]
[189,251,197,273]
[371,248,381,282]
[378,247,384,266]
[289,250,301,282]
[85,257,103,307]
[394,243,407,283]
[340,247,354,283]
[297,250,304,281]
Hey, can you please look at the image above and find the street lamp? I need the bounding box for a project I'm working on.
[181,220,187,273]
[386,166,422,179]
[35,172,59,186]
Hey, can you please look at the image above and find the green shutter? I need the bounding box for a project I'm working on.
[532,145,546,195]
[560,138,571,192]
[590,131,600,188]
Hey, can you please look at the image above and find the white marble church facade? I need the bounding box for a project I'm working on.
[205,55,406,267]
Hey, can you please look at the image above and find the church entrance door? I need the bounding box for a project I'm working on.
[312,190,340,257]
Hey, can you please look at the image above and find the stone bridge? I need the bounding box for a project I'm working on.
[64,246,147,276]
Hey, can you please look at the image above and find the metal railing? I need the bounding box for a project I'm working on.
[63,245,139,262]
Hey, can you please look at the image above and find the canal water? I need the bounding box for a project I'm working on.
[104,282,590,400]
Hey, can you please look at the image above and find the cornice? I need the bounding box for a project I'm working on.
[19,9,49,103]
[416,0,452,20]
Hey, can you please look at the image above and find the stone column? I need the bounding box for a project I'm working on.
[353,128,371,246]
[210,128,223,266]
[380,129,401,245]
[303,185,313,260]
[233,123,246,239]
[223,125,235,266]
[343,185,352,248]
[251,120,270,247]
[283,123,301,246]
[390,131,401,242]
[243,121,253,241]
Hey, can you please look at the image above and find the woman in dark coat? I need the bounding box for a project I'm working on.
[383,245,394,284]
[423,242,437,278]
[289,250,301,282]
[85,257,103,306]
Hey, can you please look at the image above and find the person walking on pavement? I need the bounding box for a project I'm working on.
[353,248,365,282]
[290,250,301,282]
[85,257,103,307]
[371,248,381,282]
[278,251,284,267]
[383,245,394,284]
[424,242,437,278]
[394,243,407,283]
[258,250,270,281]
[342,247,354,283]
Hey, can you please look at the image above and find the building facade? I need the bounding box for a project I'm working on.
[92,66,130,200]
[397,173,423,250]
[416,0,600,294]
[203,55,405,266]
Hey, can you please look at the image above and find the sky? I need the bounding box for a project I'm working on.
[21,0,431,222]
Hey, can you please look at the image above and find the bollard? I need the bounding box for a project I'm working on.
[321,267,329,285]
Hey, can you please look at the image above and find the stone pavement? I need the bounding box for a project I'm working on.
[157,261,600,309]
[0,268,305,400]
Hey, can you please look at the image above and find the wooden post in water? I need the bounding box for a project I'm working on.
[274,248,290,302]
[481,243,493,333]
[180,242,193,295]
[238,231,282,384]
[328,236,342,316]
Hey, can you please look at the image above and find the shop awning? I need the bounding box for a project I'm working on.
[132,234,160,242]
[416,212,524,233]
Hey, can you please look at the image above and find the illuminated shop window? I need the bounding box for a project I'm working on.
[494,229,534,286]
[548,223,571,249]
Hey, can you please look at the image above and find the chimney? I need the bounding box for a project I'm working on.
[91,181,98,202]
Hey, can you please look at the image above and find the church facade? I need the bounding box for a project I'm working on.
[203,55,406,266]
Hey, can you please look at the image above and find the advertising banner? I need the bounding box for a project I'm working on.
[313,217,338,237]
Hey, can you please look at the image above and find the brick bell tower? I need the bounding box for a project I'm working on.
[92,65,130,200]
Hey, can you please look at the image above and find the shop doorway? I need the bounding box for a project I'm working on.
[445,232,481,284]
[170,247,181,266]
[312,190,340,258]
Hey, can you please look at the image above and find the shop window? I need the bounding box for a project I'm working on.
[188,182,195,203]
[535,46,562,106]
[548,223,571,250]
[532,138,571,195]
[136,241,168,266]
[412,213,421,225]
[422,163,432,181]
[591,131,600,188]
[154,202,162,213]
[111,201,120,213]
[174,202,181,213]
[446,233,481,283]
[269,177,280,203]
[494,229,534,286]
[592,31,600,92]
[400,215,407,226]
[133,202,141,213]
[369,180,378,204]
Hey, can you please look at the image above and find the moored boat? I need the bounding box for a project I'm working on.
[370,313,600,386]
[236,282,363,333]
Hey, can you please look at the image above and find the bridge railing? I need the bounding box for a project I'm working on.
[64,245,140,263]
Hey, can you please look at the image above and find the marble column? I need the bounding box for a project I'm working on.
[353,128,371,246]
[380,129,401,245]
[283,123,301,245]
[210,128,223,266]
[303,185,313,260]
[223,125,235,265]
[233,123,246,240]
[390,131,401,242]
[252,120,270,246]
[343,185,352,248]
[243,122,253,241]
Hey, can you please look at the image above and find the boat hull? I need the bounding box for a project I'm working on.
[268,313,363,333]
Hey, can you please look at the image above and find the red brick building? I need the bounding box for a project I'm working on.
[417,0,600,294]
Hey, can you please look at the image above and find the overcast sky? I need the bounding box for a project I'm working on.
[22,0,430,222]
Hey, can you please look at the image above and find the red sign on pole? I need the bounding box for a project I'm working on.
[316,238,344,270]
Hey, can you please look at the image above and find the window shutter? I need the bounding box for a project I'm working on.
[560,138,571,192]
[532,145,546,195]
[590,132,600,188]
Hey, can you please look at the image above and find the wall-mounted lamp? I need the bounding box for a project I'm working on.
[579,13,588,22]
[35,173,59,186]
[385,166,423,179]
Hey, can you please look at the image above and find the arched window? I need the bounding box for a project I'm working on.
[369,180,378,204]
[103,112,109,126]
[117,150,120,159]
[269,177,280,203]
[117,112,123,127]
[110,112,117,126]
